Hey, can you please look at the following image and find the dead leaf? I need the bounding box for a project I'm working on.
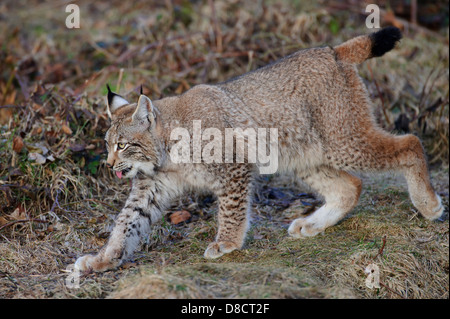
[12,136,24,153]
[169,210,192,224]
[0,216,8,226]
[31,126,43,136]
[69,143,86,152]
[61,124,73,135]
[28,152,47,164]
[0,108,13,125]
[43,63,66,84]
[120,262,137,269]
[26,142,49,155]
[9,205,27,220]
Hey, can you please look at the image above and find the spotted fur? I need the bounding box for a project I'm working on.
[75,27,443,272]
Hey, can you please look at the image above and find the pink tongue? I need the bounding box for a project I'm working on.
[115,171,123,179]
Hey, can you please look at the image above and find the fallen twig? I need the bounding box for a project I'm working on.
[367,235,406,298]
[60,198,120,212]
[117,32,205,64]
[0,219,48,232]
[375,235,387,259]
[380,282,407,299]
[208,0,223,53]
[367,64,391,126]
[0,105,25,109]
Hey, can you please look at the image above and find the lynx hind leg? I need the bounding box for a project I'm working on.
[204,165,252,259]
[332,132,444,220]
[288,168,362,238]
[397,135,444,220]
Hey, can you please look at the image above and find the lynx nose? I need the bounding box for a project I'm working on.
[106,154,115,169]
[106,158,115,168]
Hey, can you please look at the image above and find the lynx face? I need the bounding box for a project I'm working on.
[105,88,161,179]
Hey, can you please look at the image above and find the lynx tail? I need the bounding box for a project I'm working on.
[334,26,402,64]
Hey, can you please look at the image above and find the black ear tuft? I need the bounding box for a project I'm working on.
[106,84,115,106]
[140,85,144,95]
[369,26,403,57]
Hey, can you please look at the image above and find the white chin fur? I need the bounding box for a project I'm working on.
[126,162,155,178]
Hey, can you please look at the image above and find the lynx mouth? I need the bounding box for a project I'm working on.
[116,167,131,179]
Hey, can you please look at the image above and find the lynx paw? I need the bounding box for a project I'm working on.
[204,241,239,259]
[412,192,445,221]
[423,194,445,221]
[74,254,120,273]
[288,217,323,238]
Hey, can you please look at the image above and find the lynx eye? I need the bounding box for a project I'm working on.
[117,142,127,150]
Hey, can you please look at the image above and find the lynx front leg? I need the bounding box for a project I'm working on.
[204,165,252,259]
[75,177,173,272]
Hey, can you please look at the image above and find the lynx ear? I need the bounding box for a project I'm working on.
[132,94,155,124]
[106,84,129,118]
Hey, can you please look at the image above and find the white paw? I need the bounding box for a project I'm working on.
[74,253,120,272]
[74,254,95,272]
[414,193,446,221]
[288,217,323,238]
[426,194,445,221]
[204,241,239,259]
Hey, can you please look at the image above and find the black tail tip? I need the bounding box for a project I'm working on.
[370,26,403,57]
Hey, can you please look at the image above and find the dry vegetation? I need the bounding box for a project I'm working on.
[0,0,448,299]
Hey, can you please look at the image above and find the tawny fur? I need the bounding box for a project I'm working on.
[75,28,443,272]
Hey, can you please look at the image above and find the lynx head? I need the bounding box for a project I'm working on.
[104,85,162,179]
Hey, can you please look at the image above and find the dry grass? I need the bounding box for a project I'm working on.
[0,0,448,299]
[108,169,449,300]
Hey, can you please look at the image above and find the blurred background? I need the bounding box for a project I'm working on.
[0,0,448,299]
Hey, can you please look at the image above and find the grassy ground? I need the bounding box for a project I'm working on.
[0,0,448,299]
[1,170,448,299]
[109,170,449,300]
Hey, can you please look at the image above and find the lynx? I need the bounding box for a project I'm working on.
[75,27,444,272]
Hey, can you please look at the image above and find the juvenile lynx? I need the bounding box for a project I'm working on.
[75,27,444,272]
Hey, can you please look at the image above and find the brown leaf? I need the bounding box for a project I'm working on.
[169,210,192,225]
[61,124,73,135]
[12,136,24,153]
[9,205,27,221]
[31,126,43,136]
[5,89,16,104]
[0,216,8,226]
[0,108,13,125]
[120,261,137,269]
[43,63,66,84]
